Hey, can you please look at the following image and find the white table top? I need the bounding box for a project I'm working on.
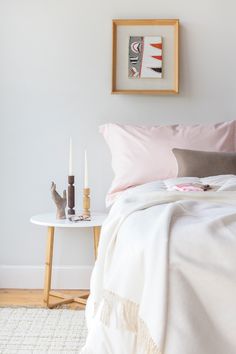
[30,212,108,228]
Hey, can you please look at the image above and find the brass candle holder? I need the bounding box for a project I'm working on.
[68,175,75,215]
[83,188,90,217]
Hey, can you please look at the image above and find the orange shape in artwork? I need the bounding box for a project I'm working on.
[150,43,162,50]
[152,55,162,61]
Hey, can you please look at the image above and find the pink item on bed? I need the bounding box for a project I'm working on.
[170,183,206,192]
[100,121,236,205]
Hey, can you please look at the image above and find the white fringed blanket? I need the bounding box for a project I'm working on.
[81,176,236,354]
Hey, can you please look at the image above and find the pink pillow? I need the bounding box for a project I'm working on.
[100,121,236,205]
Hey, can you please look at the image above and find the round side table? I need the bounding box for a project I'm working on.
[30,212,107,309]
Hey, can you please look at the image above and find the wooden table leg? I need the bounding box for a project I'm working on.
[43,226,54,306]
[42,225,101,308]
[93,226,101,260]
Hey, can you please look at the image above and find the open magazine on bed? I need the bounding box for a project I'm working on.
[81,175,236,354]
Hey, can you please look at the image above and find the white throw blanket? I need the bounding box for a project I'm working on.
[81,177,236,354]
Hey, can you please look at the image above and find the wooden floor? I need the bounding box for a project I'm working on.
[0,289,88,309]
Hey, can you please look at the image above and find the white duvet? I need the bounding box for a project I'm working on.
[81,175,236,354]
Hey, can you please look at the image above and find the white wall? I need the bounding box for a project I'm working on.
[1,0,236,288]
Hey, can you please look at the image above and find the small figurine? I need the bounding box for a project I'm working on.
[51,182,67,219]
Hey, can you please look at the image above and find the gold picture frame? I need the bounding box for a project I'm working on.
[112,19,179,95]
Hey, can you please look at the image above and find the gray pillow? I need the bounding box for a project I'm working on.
[172,148,236,177]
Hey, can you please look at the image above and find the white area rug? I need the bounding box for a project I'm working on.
[0,307,87,353]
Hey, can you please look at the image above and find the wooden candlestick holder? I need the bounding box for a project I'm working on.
[68,175,75,215]
[83,188,90,217]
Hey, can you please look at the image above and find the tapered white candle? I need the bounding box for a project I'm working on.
[84,150,88,188]
[69,137,73,176]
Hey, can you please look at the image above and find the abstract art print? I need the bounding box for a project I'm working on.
[129,36,163,79]
[112,19,179,94]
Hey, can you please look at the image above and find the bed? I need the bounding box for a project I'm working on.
[81,122,236,354]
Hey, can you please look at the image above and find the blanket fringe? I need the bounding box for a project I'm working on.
[98,290,162,354]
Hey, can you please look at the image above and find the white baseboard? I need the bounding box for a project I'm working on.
[0,265,93,289]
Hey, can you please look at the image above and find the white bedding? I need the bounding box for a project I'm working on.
[81,175,236,354]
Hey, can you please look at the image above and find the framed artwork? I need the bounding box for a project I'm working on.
[112,19,179,95]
